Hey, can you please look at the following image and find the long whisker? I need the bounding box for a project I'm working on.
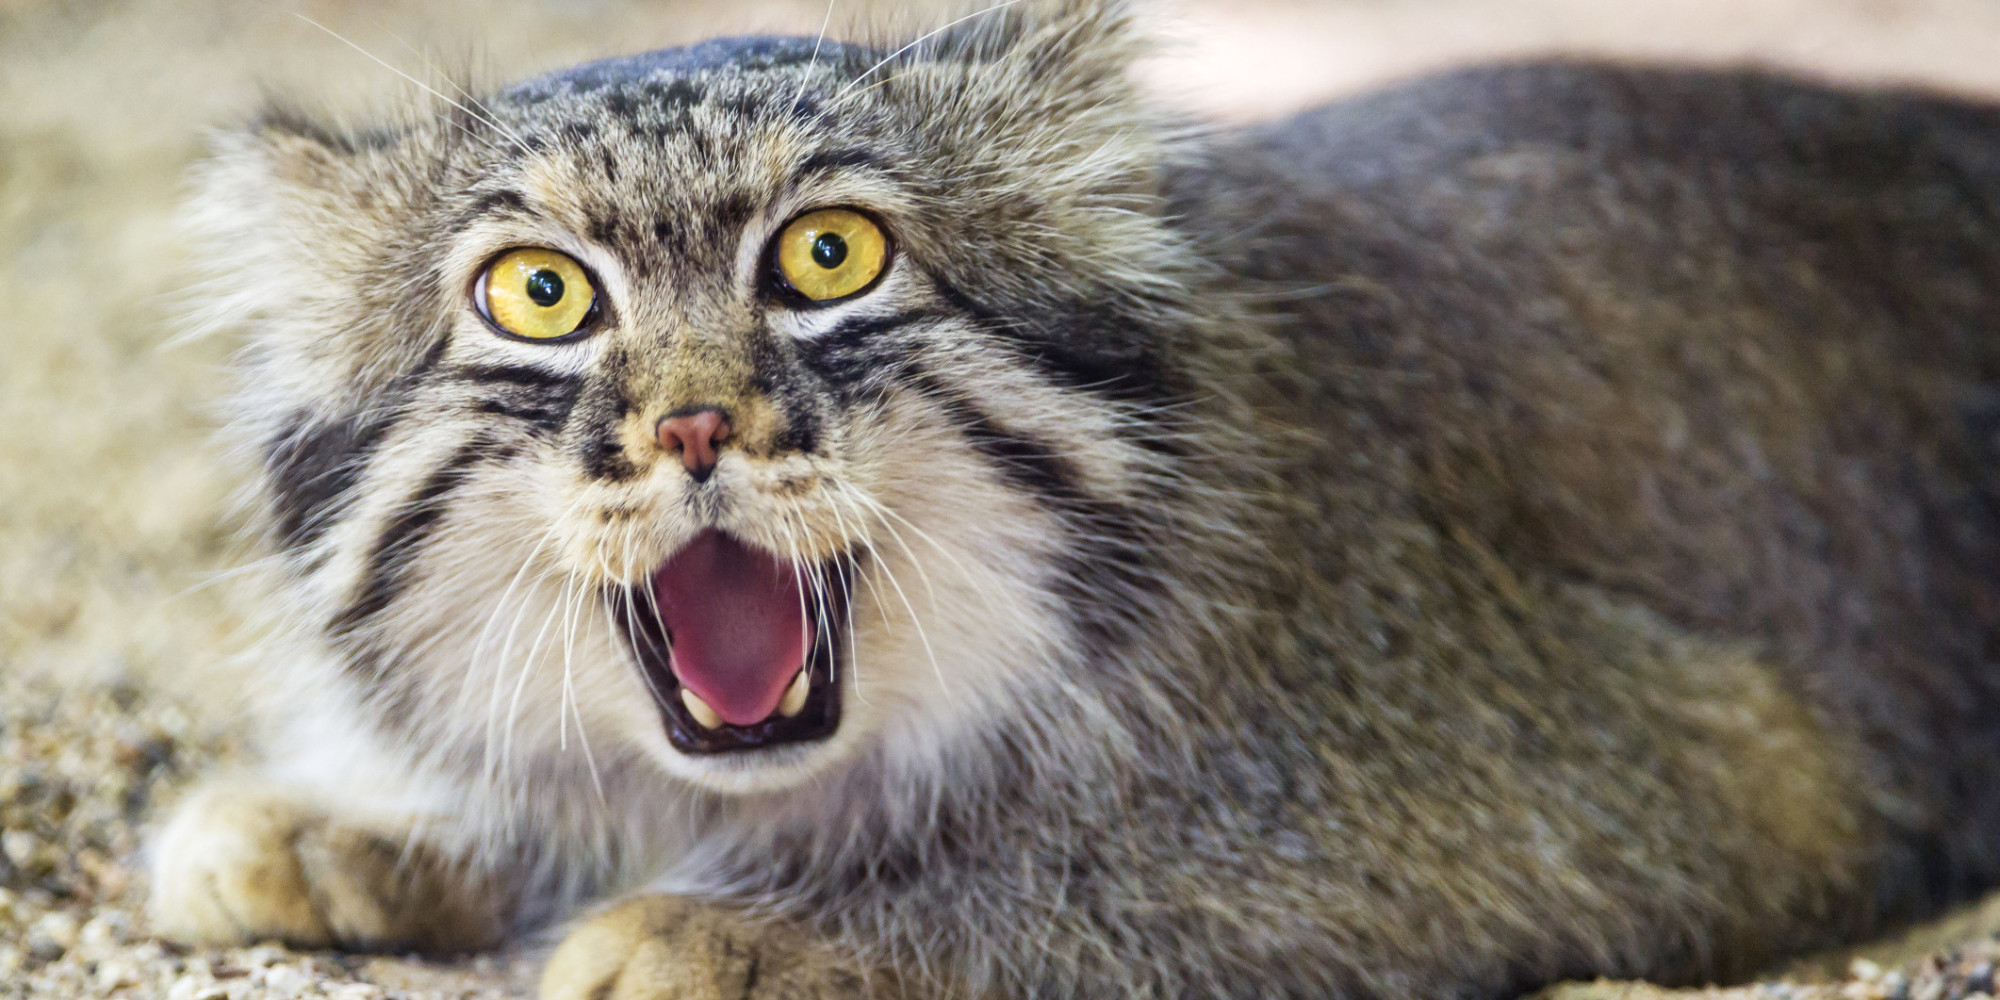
[471,512,570,791]
[365,18,517,146]
[851,504,948,699]
[791,0,840,112]
[835,0,1026,101]
[607,512,670,710]
[772,501,836,703]
[791,501,837,686]
[289,13,529,149]
[814,491,869,702]
[831,483,941,609]
[774,507,814,671]
[839,479,1011,608]
[497,565,568,817]
[557,562,585,752]
[551,556,607,803]
[820,488,876,700]
[497,499,592,803]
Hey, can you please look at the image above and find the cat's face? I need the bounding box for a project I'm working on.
[197,11,1205,799]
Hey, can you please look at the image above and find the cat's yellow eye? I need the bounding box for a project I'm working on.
[774,209,888,302]
[478,248,596,340]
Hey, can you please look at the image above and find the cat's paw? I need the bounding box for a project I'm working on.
[541,896,889,1000]
[148,781,504,952]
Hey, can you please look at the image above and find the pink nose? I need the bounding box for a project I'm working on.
[656,409,731,482]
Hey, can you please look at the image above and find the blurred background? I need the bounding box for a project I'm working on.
[2,0,1999,996]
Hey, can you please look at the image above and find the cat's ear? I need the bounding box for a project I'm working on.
[178,106,442,387]
[195,105,415,222]
[849,0,1147,112]
[183,107,411,326]
[859,0,1190,324]
[923,0,1145,76]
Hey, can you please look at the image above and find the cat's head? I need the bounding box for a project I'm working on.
[190,0,1235,803]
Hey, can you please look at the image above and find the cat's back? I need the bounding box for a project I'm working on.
[1177,61,2000,283]
[1170,60,2000,912]
[1174,61,2000,379]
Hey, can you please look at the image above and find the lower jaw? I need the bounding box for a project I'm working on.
[612,557,854,756]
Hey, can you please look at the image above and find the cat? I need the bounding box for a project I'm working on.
[148,1,2000,997]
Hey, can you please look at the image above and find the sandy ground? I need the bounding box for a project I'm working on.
[5,0,2000,997]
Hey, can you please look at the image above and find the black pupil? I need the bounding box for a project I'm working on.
[811,232,848,270]
[525,269,564,307]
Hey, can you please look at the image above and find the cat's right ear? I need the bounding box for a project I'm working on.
[197,105,412,213]
[178,106,441,386]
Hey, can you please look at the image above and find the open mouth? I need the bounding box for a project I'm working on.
[614,529,854,755]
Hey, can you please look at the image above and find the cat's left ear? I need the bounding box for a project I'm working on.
[869,0,1161,169]
[917,0,1148,94]
[857,0,1196,335]
[920,0,1144,78]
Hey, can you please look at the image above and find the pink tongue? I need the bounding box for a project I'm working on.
[652,530,811,727]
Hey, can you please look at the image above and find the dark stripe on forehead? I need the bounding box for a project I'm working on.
[329,436,500,638]
[796,147,884,178]
[470,189,529,217]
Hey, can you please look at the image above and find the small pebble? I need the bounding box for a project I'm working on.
[81,910,131,952]
[257,964,310,996]
[1,830,39,868]
[166,976,228,1000]
[96,957,139,991]
[1882,971,1912,1000]
[240,944,288,969]
[1970,964,1997,995]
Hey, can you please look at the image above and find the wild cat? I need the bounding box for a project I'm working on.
[148,1,2000,997]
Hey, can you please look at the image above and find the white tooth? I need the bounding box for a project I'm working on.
[681,689,724,730]
[778,669,810,718]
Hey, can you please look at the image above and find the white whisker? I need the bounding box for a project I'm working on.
[835,0,1026,101]
[791,0,841,112]
[290,13,529,149]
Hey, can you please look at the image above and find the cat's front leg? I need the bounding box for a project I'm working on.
[541,895,903,1000]
[148,779,508,953]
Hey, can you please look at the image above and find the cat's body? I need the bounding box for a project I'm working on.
[149,5,2000,998]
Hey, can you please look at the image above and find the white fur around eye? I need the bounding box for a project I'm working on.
[457,316,606,375]
[769,264,909,342]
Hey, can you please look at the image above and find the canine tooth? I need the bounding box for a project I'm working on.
[681,689,724,730]
[779,670,810,718]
